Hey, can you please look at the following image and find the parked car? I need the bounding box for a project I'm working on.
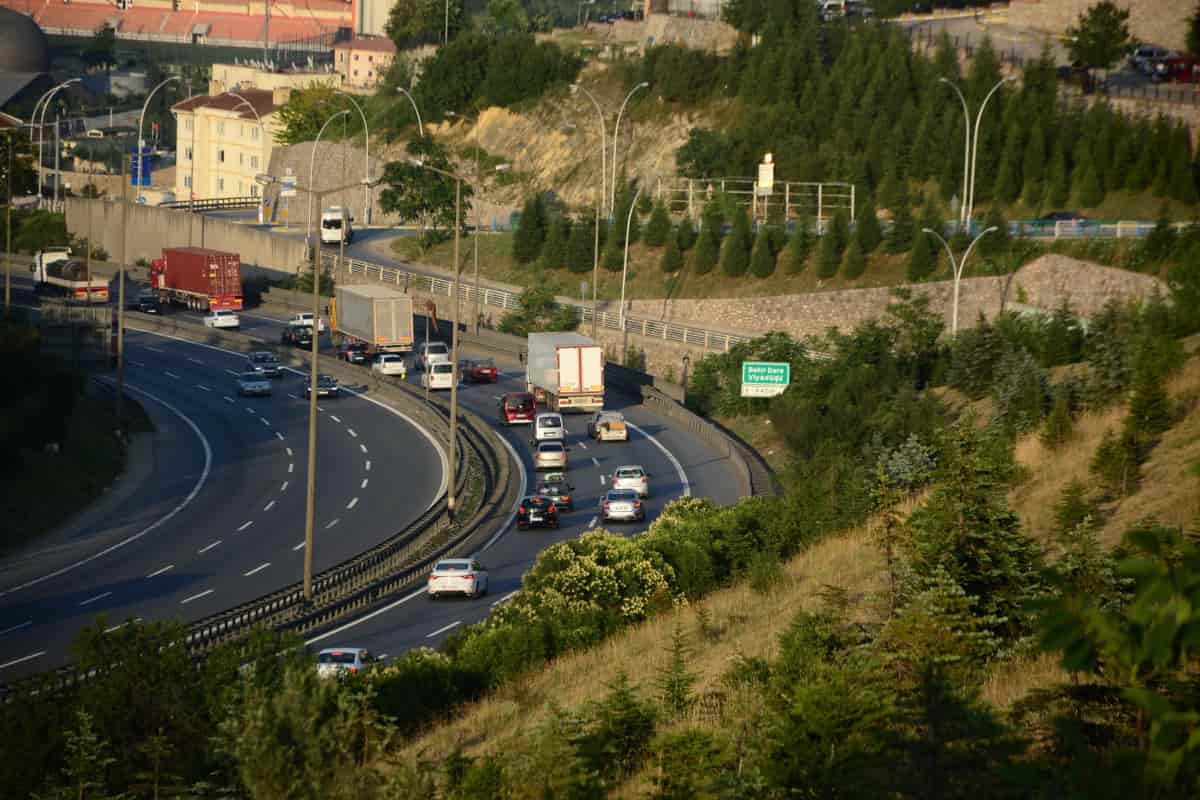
[237,371,273,397]
[533,412,566,443]
[427,558,488,599]
[203,309,239,329]
[304,374,340,398]
[316,647,376,679]
[1130,44,1171,74]
[246,351,282,377]
[337,342,369,365]
[600,488,645,523]
[587,410,628,442]
[534,440,568,471]
[416,340,450,371]
[462,357,498,383]
[536,474,575,512]
[499,392,536,425]
[281,326,313,349]
[422,361,455,390]
[611,465,649,498]
[372,353,407,377]
[516,495,560,529]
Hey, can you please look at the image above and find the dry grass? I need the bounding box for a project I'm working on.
[398,520,890,764]
[982,652,1075,709]
[712,414,791,477]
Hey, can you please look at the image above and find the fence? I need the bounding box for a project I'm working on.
[656,177,856,224]
[161,196,260,212]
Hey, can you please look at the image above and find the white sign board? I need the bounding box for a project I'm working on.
[756,157,775,196]
[280,175,297,198]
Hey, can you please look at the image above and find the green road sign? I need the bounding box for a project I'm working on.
[741,361,790,398]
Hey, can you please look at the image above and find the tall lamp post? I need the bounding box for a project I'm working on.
[618,184,642,360]
[610,81,648,218]
[395,88,424,137]
[409,157,465,519]
[967,77,1015,224]
[571,84,606,337]
[938,76,1013,230]
[135,76,182,196]
[34,78,79,206]
[922,225,996,337]
[335,91,372,226]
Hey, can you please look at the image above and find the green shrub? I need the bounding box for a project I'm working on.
[644,200,672,247]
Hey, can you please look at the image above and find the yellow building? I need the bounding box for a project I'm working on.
[209,62,338,96]
[333,36,396,92]
[171,87,286,201]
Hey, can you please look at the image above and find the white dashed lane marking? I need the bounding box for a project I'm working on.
[426,621,461,638]
[188,357,205,365]
[591,457,600,467]
[129,359,146,367]
[364,460,371,471]
[361,478,368,489]
[360,444,368,454]
[286,447,294,457]
[325,518,340,529]
[237,521,254,532]
[165,371,181,380]
[78,591,111,607]
[259,417,270,427]
[181,589,213,605]
[244,563,271,577]
[287,393,299,400]
[292,541,305,551]
[145,346,164,353]
[197,539,221,554]
[223,396,235,404]
[346,497,358,510]
[588,516,599,529]
[330,415,341,423]
[275,432,285,441]
[280,481,289,492]
[347,428,358,438]
[146,564,173,578]
[288,463,294,473]
[196,384,212,392]
[225,369,239,376]
[263,500,275,512]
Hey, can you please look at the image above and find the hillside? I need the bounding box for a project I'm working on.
[1006,0,1193,52]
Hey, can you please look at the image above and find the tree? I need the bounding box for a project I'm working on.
[660,236,683,273]
[37,710,117,799]
[656,623,697,715]
[675,129,731,179]
[886,201,915,254]
[992,124,1023,206]
[539,215,569,270]
[612,180,641,249]
[1043,140,1070,209]
[1065,1,1132,76]
[1021,119,1047,207]
[82,24,116,72]
[566,213,595,274]
[906,231,936,282]
[856,197,883,254]
[783,219,812,274]
[816,227,841,279]
[842,234,867,280]
[378,136,472,249]
[676,216,698,251]
[644,199,672,247]
[0,132,36,200]
[1190,2,1200,56]
[1041,388,1076,449]
[485,0,528,33]
[274,85,357,146]
[720,211,751,277]
[499,285,579,336]
[386,0,466,46]
[749,224,775,278]
[512,194,547,264]
[691,226,718,275]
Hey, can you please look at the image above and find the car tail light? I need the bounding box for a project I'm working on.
[603,502,610,509]
[518,506,526,514]
[634,501,642,508]
[350,666,358,674]
[463,574,474,581]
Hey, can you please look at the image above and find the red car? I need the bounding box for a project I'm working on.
[499,392,535,425]
[463,357,499,383]
[516,495,559,530]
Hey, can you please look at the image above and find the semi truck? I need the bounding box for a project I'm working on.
[149,247,243,311]
[332,284,414,354]
[526,332,605,412]
[31,249,110,303]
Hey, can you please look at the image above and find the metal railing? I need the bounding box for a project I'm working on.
[656,176,856,223]
[160,196,260,212]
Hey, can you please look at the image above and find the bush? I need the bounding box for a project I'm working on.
[660,236,683,273]
[1090,427,1141,499]
[947,316,1005,398]
[720,211,751,277]
[512,194,547,264]
[842,235,866,279]
[675,217,698,251]
[644,200,672,247]
[991,346,1051,432]
[748,224,775,278]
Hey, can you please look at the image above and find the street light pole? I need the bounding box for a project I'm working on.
[135,76,181,198]
[610,81,648,218]
[618,184,642,360]
[922,225,996,337]
[938,77,971,230]
[396,88,424,137]
[571,85,606,335]
[35,79,79,207]
[967,77,1015,225]
[335,91,371,226]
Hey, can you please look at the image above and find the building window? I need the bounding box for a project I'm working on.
[368,55,373,62]
[251,127,259,141]
[251,155,259,169]
[251,183,258,197]
[353,70,358,77]
[238,152,244,166]
[217,121,225,134]
[184,117,193,131]
[218,177,225,192]
[183,175,192,188]
[218,149,225,163]
[184,146,192,161]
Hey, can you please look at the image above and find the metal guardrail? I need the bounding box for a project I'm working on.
[160,196,260,212]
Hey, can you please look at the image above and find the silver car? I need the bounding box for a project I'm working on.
[611,465,650,498]
[237,371,272,397]
[316,647,376,678]
[246,351,282,377]
[427,558,489,599]
[534,440,568,471]
[601,488,644,523]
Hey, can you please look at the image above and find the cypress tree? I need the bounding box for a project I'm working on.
[539,215,569,270]
[749,224,775,278]
[857,196,883,254]
[1169,124,1198,203]
[1076,163,1104,209]
[886,201,916,254]
[612,182,641,246]
[720,211,752,277]
[565,214,595,274]
[603,238,623,272]
[1040,390,1075,450]
[676,216,698,251]
[1044,141,1070,209]
[660,235,683,273]
[877,167,905,214]
[1152,149,1171,197]
[842,234,867,280]
[700,198,724,246]
[907,230,936,282]
[512,194,547,264]
[784,219,812,274]
[691,226,718,275]
[827,210,850,260]
[993,145,1022,207]
[1021,119,1046,207]
[1126,129,1155,192]
[817,229,841,279]
[643,199,672,247]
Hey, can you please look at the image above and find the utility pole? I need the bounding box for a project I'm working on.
[447,174,461,519]
[4,131,12,314]
[116,152,127,437]
[303,187,322,602]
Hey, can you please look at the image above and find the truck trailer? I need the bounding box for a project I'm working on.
[150,247,243,311]
[526,332,605,412]
[31,249,110,303]
[333,284,414,354]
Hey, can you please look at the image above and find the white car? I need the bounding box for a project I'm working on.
[600,488,645,523]
[316,647,376,678]
[534,440,568,471]
[611,465,650,498]
[372,353,408,377]
[288,312,327,333]
[203,309,240,329]
[427,558,488,599]
[533,412,565,443]
[422,361,455,390]
[416,340,450,371]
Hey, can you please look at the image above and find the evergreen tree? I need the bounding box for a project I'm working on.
[856,196,883,254]
[1076,163,1104,208]
[612,180,641,247]
[512,194,547,264]
[1044,141,1070,209]
[877,166,905,213]
[1123,362,1174,453]
[784,220,812,274]
[992,123,1023,206]
[691,226,718,275]
[1190,1,1200,56]
[643,198,672,247]
[816,230,840,279]
[886,201,916,254]
[700,196,724,248]
[907,230,936,282]
[655,623,697,716]
[676,216,698,251]
[566,213,595,274]
[1169,124,1198,203]
[1022,119,1047,207]
[749,224,775,279]
[720,211,752,277]
[977,206,1011,259]
[827,210,850,260]
[1126,127,1156,191]
[842,234,867,280]
[1090,427,1141,498]
[1040,389,1075,449]
[538,215,569,270]
[603,237,623,272]
[660,235,683,273]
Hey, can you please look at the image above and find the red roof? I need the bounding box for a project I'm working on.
[173,88,279,119]
[334,36,396,54]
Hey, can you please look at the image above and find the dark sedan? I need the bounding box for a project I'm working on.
[535,477,575,512]
[303,374,341,398]
[281,327,313,349]
[337,342,369,364]
[516,495,560,530]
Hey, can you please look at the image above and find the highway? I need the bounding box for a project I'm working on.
[0,289,446,679]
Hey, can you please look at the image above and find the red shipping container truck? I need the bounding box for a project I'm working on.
[150,247,244,311]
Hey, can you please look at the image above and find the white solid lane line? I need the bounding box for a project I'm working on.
[198,539,222,554]
[364,460,371,471]
[180,589,213,605]
[330,415,341,423]
[305,585,428,645]
[165,371,181,379]
[347,428,358,438]
[627,422,692,498]
[0,383,213,600]
[346,497,358,510]
[0,620,33,637]
[317,406,326,412]
[146,564,174,578]
[292,541,305,551]
[0,651,46,671]
[196,384,212,392]
[361,478,369,489]
[237,521,254,532]
[280,481,289,492]
[325,518,340,529]
[244,563,271,577]
[426,620,461,639]
[479,434,527,553]
[104,618,141,634]
[78,591,112,606]
[491,591,518,608]
[263,500,275,512]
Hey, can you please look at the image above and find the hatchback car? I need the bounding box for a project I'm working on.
[534,412,566,443]
[372,353,407,377]
[417,341,450,371]
[203,309,240,329]
[422,361,455,390]
[499,392,536,425]
[534,440,568,471]
[517,495,560,529]
[246,351,282,377]
[427,558,488,599]
[237,371,272,397]
[611,465,650,498]
[316,647,376,679]
[463,357,498,383]
[536,476,575,512]
[337,342,369,364]
[304,374,340,398]
[601,488,645,523]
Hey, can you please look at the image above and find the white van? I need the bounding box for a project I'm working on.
[320,206,353,245]
[534,413,565,442]
[422,361,455,390]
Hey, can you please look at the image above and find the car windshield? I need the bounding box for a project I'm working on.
[427,343,448,353]
[616,468,644,478]
[252,354,276,363]
[322,219,342,229]
[435,561,469,571]
[610,490,638,501]
[507,395,533,410]
[239,373,262,381]
[319,376,336,386]
[540,417,562,427]
[318,651,358,665]
[541,484,565,494]
[433,363,453,374]
[380,355,399,363]
[475,359,495,369]
[540,442,564,452]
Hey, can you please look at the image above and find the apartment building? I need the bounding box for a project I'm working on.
[172,87,285,201]
[333,36,396,92]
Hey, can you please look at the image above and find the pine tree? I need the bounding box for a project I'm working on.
[656,622,697,716]
[1076,163,1104,208]
[700,197,724,248]
[842,234,867,280]
[1090,427,1141,498]
[512,194,546,264]
[1123,362,1174,452]
[1169,124,1199,203]
[660,235,683,273]
[612,181,641,247]
[1040,389,1075,449]
[856,196,883,253]
[784,220,812,274]
[827,210,850,259]
[1053,480,1097,538]
[538,215,569,270]
[691,226,718,275]
[1126,131,1156,191]
[566,214,595,274]
[886,201,916,254]
[749,224,775,278]
[817,230,840,279]
[676,216,698,251]
[644,199,672,247]
[992,124,1023,206]
[720,211,752,277]
[603,238,623,272]
[906,232,936,282]
[1044,141,1070,209]
[1022,119,1047,208]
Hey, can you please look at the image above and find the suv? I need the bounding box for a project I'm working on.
[246,351,282,377]
[416,340,450,371]
[534,412,566,442]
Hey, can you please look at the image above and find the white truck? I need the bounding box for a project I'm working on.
[31,248,110,303]
[320,207,353,245]
[333,284,414,354]
[526,332,605,412]
[288,312,327,334]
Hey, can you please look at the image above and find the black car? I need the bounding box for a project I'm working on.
[246,351,283,377]
[303,374,341,398]
[516,495,560,530]
[337,342,369,364]
[128,292,159,313]
[535,478,575,512]
[281,327,313,348]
